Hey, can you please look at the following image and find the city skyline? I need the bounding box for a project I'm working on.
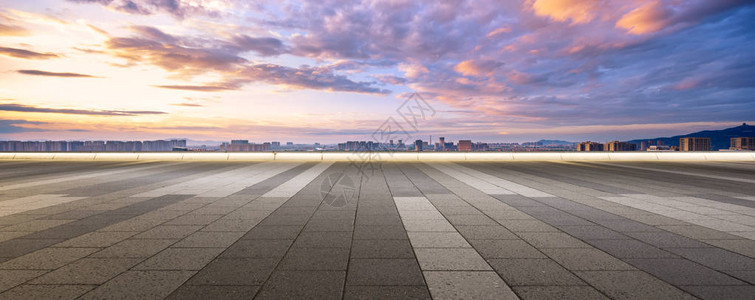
[1,1,754,143]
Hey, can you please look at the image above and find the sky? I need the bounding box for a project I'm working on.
[0,0,754,144]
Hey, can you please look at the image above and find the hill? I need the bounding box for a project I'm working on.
[625,123,755,150]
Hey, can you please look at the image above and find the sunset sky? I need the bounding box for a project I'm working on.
[1,0,753,144]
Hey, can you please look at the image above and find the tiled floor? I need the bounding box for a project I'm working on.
[0,160,754,299]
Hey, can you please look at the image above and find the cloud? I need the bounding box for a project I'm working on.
[67,0,232,18]
[0,103,167,116]
[616,1,673,35]
[104,25,390,95]
[154,84,237,92]
[372,75,408,85]
[231,35,288,56]
[17,70,100,78]
[0,23,28,36]
[0,119,47,134]
[454,60,504,76]
[241,64,391,94]
[528,0,602,24]
[170,103,203,107]
[0,47,59,59]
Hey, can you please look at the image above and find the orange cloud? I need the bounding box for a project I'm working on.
[486,26,511,38]
[454,59,503,77]
[616,1,672,35]
[529,0,601,24]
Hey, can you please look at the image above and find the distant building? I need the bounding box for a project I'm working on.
[414,140,423,151]
[730,137,755,150]
[221,141,270,151]
[474,142,489,151]
[458,140,472,151]
[577,141,604,152]
[679,137,710,151]
[605,141,636,152]
[647,145,674,151]
[438,137,446,151]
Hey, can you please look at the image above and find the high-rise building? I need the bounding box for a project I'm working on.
[438,137,445,151]
[458,140,472,151]
[577,141,604,151]
[679,137,710,151]
[605,141,637,152]
[730,137,755,150]
[414,140,423,152]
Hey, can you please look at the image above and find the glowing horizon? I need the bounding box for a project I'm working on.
[1,1,754,143]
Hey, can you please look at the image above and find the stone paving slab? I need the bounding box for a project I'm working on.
[0,160,753,299]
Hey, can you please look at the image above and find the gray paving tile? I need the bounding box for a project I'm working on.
[0,270,47,293]
[575,270,697,300]
[292,231,352,248]
[455,225,519,240]
[278,247,350,270]
[445,214,498,226]
[588,239,678,258]
[541,248,634,271]
[407,232,471,248]
[166,285,260,300]
[512,286,608,300]
[133,247,224,270]
[29,258,140,284]
[498,219,559,232]
[344,286,431,300]
[354,214,402,226]
[415,248,492,270]
[353,225,408,240]
[0,247,99,270]
[664,247,755,271]
[256,271,345,299]
[219,239,293,259]
[133,225,202,240]
[164,214,223,226]
[0,284,95,300]
[242,225,301,240]
[468,239,546,259]
[351,239,414,258]
[659,225,743,240]
[625,258,747,286]
[518,232,591,248]
[558,225,629,240]
[592,219,663,232]
[488,258,585,286]
[303,218,355,231]
[172,231,245,248]
[423,271,517,300]
[625,231,711,248]
[52,231,137,248]
[79,270,195,300]
[186,258,279,285]
[346,259,424,286]
[680,285,755,300]
[91,239,176,258]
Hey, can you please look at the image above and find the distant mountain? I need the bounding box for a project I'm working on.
[536,139,577,146]
[625,123,755,150]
